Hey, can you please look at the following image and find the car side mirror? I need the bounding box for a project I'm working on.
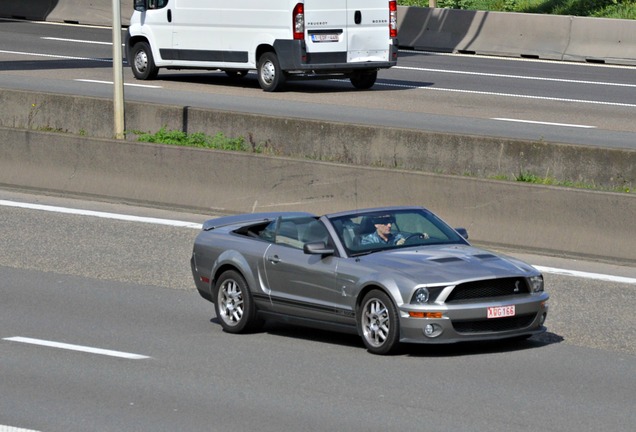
[303,242,335,256]
[134,0,147,12]
[455,228,469,240]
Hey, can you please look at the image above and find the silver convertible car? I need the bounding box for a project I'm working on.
[191,206,549,354]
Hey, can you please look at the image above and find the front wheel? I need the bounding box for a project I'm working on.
[214,270,260,333]
[257,52,286,92]
[358,290,400,355]
[130,41,159,80]
[350,70,377,90]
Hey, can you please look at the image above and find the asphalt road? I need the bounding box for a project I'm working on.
[1,19,636,149]
[1,190,635,432]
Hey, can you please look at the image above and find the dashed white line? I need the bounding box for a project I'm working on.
[0,49,111,62]
[534,266,636,284]
[41,36,112,45]
[492,118,596,129]
[0,425,41,432]
[75,78,162,88]
[0,200,201,229]
[373,81,636,108]
[1,199,633,284]
[394,65,636,88]
[3,337,150,360]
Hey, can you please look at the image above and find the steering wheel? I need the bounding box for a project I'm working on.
[402,232,429,245]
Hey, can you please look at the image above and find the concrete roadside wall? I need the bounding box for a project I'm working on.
[397,7,636,65]
[1,89,634,190]
[1,126,634,264]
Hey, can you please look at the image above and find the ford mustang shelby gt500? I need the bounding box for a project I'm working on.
[191,206,548,354]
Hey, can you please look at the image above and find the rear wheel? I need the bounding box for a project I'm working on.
[358,290,400,355]
[214,270,260,333]
[257,52,286,92]
[131,41,159,80]
[350,70,377,89]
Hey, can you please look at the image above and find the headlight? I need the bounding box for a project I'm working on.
[413,287,429,303]
[528,275,544,293]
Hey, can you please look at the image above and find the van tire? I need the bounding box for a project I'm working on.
[351,70,377,90]
[131,41,159,80]
[257,52,286,92]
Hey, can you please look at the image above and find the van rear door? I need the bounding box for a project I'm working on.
[303,0,390,63]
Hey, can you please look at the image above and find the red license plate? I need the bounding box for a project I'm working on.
[487,305,515,319]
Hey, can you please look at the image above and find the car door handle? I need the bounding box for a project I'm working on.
[167,9,172,22]
[267,255,281,264]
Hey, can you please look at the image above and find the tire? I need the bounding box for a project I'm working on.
[358,290,400,355]
[130,41,159,80]
[350,70,377,90]
[257,52,286,92]
[214,270,260,333]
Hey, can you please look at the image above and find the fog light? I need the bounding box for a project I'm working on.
[423,323,443,338]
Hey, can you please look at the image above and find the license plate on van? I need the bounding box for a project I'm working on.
[311,34,339,43]
[487,305,515,319]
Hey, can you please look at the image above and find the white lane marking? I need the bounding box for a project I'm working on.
[0,200,202,229]
[1,199,633,284]
[0,49,111,63]
[373,81,636,108]
[0,425,41,432]
[75,79,161,89]
[534,266,636,284]
[394,65,636,88]
[3,337,150,360]
[41,36,112,46]
[399,49,636,71]
[492,118,596,129]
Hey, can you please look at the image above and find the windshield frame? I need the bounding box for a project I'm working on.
[327,207,469,257]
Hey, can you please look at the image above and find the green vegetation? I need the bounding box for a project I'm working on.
[134,127,263,152]
[398,0,636,19]
[496,171,632,193]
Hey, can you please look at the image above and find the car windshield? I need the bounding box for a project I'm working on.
[328,208,467,256]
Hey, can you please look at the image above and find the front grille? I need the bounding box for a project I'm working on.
[446,277,529,302]
[453,314,536,333]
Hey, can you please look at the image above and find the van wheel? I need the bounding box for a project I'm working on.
[131,41,159,80]
[351,70,377,90]
[257,52,286,92]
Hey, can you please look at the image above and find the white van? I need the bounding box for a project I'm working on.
[126,0,398,91]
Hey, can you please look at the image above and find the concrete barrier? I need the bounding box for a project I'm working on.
[398,7,572,60]
[1,89,633,190]
[565,16,636,65]
[1,126,634,264]
[397,6,636,65]
[0,0,131,26]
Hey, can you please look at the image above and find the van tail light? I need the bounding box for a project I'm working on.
[293,3,305,40]
[389,1,398,38]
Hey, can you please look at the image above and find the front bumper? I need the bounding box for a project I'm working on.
[398,294,549,344]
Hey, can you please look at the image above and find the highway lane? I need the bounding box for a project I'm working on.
[1,19,636,149]
[1,189,635,432]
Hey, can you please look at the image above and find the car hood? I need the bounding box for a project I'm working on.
[357,245,538,284]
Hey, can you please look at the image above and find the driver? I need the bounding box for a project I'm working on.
[360,215,406,246]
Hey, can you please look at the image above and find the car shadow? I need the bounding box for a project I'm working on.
[155,71,431,94]
[213,317,565,356]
